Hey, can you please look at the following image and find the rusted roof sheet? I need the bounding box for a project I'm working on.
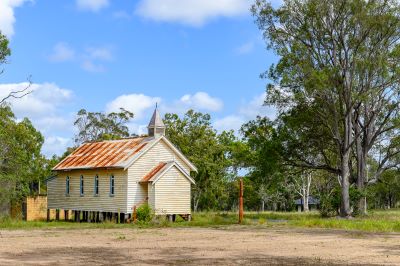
[140,162,168,183]
[53,137,153,171]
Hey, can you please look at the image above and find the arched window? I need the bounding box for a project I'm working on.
[80,175,84,196]
[94,175,99,196]
[109,175,115,196]
[66,176,70,196]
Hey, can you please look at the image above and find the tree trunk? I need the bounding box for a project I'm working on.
[261,200,265,212]
[340,112,352,217]
[356,142,368,215]
[302,194,309,212]
[193,195,199,212]
[340,152,352,217]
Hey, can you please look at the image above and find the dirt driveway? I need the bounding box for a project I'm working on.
[0,226,399,265]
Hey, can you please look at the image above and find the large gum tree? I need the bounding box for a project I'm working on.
[252,0,400,217]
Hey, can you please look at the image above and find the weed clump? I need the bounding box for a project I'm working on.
[136,203,154,223]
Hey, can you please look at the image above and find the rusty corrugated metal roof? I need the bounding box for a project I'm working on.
[53,137,154,171]
[140,162,168,183]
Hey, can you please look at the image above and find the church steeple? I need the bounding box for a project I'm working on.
[148,104,165,137]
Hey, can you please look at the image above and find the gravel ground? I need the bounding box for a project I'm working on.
[0,226,399,265]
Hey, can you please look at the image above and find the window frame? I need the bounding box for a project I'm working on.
[65,176,70,196]
[94,175,99,196]
[80,175,84,197]
[109,175,115,197]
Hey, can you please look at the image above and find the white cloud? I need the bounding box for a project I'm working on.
[126,122,148,136]
[106,92,223,135]
[42,136,72,158]
[0,0,31,37]
[0,82,73,118]
[179,92,223,112]
[213,92,276,132]
[213,115,245,132]
[34,115,74,135]
[76,0,109,12]
[136,0,251,26]
[48,42,76,62]
[106,93,161,120]
[236,41,254,55]
[0,82,75,157]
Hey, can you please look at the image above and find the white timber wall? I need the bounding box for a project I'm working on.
[47,169,127,213]
[153,166,191,215]
[127,138,191,212]
[148,183,155,210]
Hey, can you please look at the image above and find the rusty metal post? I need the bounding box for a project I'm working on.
[133,206,137,223]
[239,178,244,224]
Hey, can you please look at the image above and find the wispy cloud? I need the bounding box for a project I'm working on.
[48,43,114,73]
[48,42,76,62]
[235,41,255,55]
[81,60,105,73]
[112,10,132,20]
[76,0,109,12]
[85,47,113,61]
[136,0,252,27]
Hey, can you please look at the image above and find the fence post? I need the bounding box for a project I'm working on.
[239,178,244,224]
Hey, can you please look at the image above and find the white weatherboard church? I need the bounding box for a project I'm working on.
[47,107,197,222]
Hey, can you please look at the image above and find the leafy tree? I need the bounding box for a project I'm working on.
[0,32,10,71]
[0,106,46,207]
[368,170,400,209]
[240,116,286,211]
[74,108,134,145]
[0,32,47,214]
[164,110,233,211]
[252,0,400,217]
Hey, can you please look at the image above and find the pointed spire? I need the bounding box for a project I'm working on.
[148,104,165,137]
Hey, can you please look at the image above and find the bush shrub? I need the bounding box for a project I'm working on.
[136,203,154,222]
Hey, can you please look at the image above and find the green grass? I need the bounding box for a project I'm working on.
[1,209,400,233]
[250,209,400,233]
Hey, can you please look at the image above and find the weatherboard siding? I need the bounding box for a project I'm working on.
[126,138,191,212]
[47,169,127,213]
[148,183,155,210]
[153,166,191,215]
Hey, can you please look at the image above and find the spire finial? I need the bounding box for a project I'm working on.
[148,104,165,137]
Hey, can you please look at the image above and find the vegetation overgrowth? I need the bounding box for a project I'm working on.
[1,209,400,233]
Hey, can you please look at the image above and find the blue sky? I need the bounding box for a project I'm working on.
[0,0,278,157]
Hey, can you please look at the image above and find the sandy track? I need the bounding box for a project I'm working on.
[0,226,399,265]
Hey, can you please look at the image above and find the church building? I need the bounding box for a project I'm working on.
[47,107,196,222]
